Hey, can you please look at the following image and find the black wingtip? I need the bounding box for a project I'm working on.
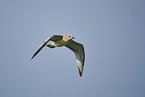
[78,70,83,77]
[30,56,34,60]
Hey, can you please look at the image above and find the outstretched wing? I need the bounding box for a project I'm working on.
[31,35,62,60]
[65,40,85,77]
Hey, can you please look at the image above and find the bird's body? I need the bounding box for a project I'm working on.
[31,34,85,77]
[53,40,65,47]
[49,38,68,47]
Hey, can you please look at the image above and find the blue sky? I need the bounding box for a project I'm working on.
[0,0,145,97]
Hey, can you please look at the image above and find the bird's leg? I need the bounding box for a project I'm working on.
[46,43,56,48]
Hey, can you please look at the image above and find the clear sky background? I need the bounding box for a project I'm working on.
[0,0,145,97]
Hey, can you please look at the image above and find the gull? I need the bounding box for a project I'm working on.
[31,34,85,77]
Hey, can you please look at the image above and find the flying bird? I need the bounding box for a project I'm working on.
[31,34,85,77]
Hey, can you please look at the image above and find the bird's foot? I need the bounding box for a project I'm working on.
[46,44,55,48]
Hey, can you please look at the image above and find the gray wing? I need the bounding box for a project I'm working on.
[31,35,62,60]
[65,40,85,77]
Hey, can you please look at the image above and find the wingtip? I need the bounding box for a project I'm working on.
[30,57,33,60]
[79,70,83,77]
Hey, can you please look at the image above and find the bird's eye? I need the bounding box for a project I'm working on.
[69,36,71,38]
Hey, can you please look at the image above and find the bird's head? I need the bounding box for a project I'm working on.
[63,34,74,41]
